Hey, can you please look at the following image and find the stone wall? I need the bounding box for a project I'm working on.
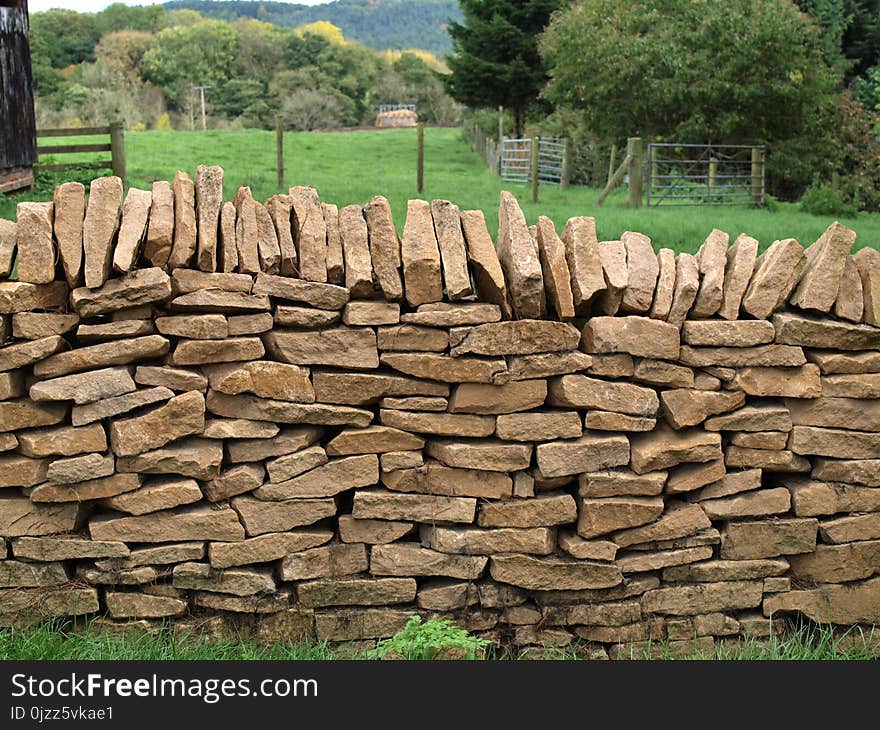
[1,168,879,655]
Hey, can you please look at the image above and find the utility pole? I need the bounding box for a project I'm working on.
[193,85,211,131]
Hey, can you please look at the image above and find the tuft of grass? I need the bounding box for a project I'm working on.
[2,128,878,254]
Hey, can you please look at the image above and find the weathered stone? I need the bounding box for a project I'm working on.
[422,524,554,556]
[71,387,173,427]
[263,196,295,276]
[0,335,66,372]
[17,423,105,457]
[338,515,412,544]
[353,489,475,523]
[577,496,664,539]
[381,460,512,499]
[426,439,532,472]
[229,313,273,336]
[0,219,13,280]
[584,411,655,432]
[342,301,399,326]
[371,543,487,579]
[788,541,880,583]
[75,320,154,342]
[629,425,721,474]
[380,450,423,471]
[490,554,622,591]
[498,191,545,318]
[616,546,714,574]
[109,391,204,456]
[834,255,865,322]
[790,221,856,312]
[225,427,323,464]
[557,532,617,561]
[401,199,443,307]
[156,314,227,340]
[0,281,67,314]
[232,188,260,274]
[682,320,775,347]
[255,202,282,274]
[807,350,880,376]
[82,176,123,288]
[254,454,378,500]
[0,495,78,537]
[109,187,151,273]
[428,199,470,300]
[33,335,170,379]
[205,360,313,403]
[376,324,447,353]
[337,204,373,297]
[548,374,658,417]
[790,425,880,458]
[78,565,159,586]
[812,458,880,486]
[787,397,880,432]
[664,558,788,583]
[693,372,722,390]
[0,399,66,434]
[264,327,376,369]
[506,351,593,381]
[613,502,711,548]
[173,563,274,596]
[363,195,402,299]
[203,418,279,440]
[319,202,342,283]
[102,476,202,516]
[725,446,810,472]
[0,433,16,451]
[202,463,265,502]
[142,180,174,268]
[0,587,98,619]
[460,208,511,318]
[579,469,666,498]
[0,454,48,487]
[450,320,580,357]
[95,542,204,570]
[280,543,368,581]
[775,311,880,351]
[719,234,759,320]
[705,404,792,432]
[729,431,789,450]
[666,253,699,326]
[643,581,763,615]
[275,305,341,329]
[31,473,142,503]
[730,364,821,398]
[534,215,575,319]
[648,248,676,320]
[661,389,745,429]
[417,580,479,611]
[206,391,371,428]
[12,536,127,561]
[821,373,880,398]
[691,229,729,317]
[170,269,252,295]
[46,452,114,484]
[701,487,791,520]
[819,512,880,544]
[446,381,546,417]
[326,426,423,456]
[720,519,817,559]
[477,493,576,529]
[52,182,84,286]
[560,216,605,313]
[12,313,78,340]
[495,411,581,441]
[594,240,627,315]
[173,337,265,366]
[286,186,326,281]
[632,359,694,389]
[166,171,197,269]
[106,593,186,619]
[170,289,270,313]
[666,458,726,494]
[264,446,327,484]
[763,576,880,624]
[301,579,416,609]
[854,246,880,325]
[679,345,806,368]
[619,231,658,314]
[313,371,448,407]
[116,438,223,480]
[535,434,629,478]
[742,238,806,319]
[582,316,679,360]
[15,202,55,284]
[209,529,333,569]
[232,496,336,536]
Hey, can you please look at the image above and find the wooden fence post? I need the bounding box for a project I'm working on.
[560,137,570,191]
[276,116,284,190]
[530,136,539,203]
[708,156,718,199]
[751,147,764,206]
[498,106,504,146]
[417,122,424,194]
[110,121,126,186]
[626,136,643,207]
[607,143,617,187]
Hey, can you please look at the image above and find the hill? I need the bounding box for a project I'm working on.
[164,0,461,53]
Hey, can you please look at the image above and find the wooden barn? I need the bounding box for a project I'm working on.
[0,0,36,193]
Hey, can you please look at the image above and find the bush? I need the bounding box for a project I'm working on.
[281,88,345,131]
[366,616,490,660]
[799,182,859,218]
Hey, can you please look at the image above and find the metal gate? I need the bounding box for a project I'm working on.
[500,137,566,185]
[645,143,765,206]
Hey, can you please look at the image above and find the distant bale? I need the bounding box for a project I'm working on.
[376,109,418,128]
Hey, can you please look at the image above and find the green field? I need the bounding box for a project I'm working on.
[2,127,878,255]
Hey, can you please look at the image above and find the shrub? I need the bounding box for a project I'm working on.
[366,616,490,660]
[799,182,859,218]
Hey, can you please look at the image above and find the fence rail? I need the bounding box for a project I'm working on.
[34,122,126,185]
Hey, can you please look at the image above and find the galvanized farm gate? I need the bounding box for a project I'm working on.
[500,137,567,185]
[645,142,765,206]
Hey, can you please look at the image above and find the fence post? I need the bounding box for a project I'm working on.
[560,138,570,191]
[530,137,539,203]
[417,122,424,194]
[626,136,643,207]
[708,156,718,199]
[110,121,126,186]
[750,147,763,206]
[276,116,284,190]
[607,144,617,187]
[498,106,504,146]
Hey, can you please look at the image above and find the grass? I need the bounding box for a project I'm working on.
[1,619,877,661]
[1,127,878,254]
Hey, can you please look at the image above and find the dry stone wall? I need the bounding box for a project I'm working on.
[1,168,880,655]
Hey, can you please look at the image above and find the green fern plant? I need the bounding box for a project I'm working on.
[366,616,490,661]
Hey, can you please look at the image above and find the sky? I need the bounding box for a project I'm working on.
[27,0,331,12]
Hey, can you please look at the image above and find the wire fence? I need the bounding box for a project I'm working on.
[500,137,566,185]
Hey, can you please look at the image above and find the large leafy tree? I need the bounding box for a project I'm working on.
[540,0,838,144]
[445,0,560,137]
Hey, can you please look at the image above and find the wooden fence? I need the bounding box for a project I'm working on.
[466,120,501,174]
[35,122,126,186]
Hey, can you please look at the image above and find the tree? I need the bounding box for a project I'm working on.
[29,9,101,68]
[540,0,838,144]
[444,0,560,137]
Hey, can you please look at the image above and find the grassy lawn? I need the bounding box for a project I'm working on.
[1,620,878,660]
[1,127,877,255]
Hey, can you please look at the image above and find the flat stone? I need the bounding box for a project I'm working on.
[535,215,575,319]
[0,220,14,279]
[704,404,792,432]
[633,359,694,389]
[834,255,865,322]
[101,476,202,515]
[506,351,593,381]
[787,396,880,432]
[313,371,447,407]
[76,320,154,342]
[820,513,880,543]
[661,389,745,429]
[417,580,479,611]
[450,320,580,357]
[666,458,726,493]
[558,532,618,561]
[664,558,788,583]
[156,314,228,340]
[286,186,326,281]
[629,424,721,475]
[363,195,402,299]
[789,425,880,458]
[12,536,128,561]
[401,302,502,329]
[0,335,66,372]
[620,231,658,314]
[280,543,368,581]
[560,216,605,313]
[490,554,622,591]
[426,439,532,472]
[225,427,323,464]
[616,546,714,574]
[775,311,880,351]
[206,391,371,427]
[206,360,313,403]
[821,373,880,398]
[719,234,759,319]
[648,247,676,320]
[337,515,412,544]
[172,337,265,366]
[112,187,152,273]
[582,316,679,360]
[701,487,791,520]
[0,454,48,487]
[422,524,554,556]
[173,563,274,596]
[33,335,170,379]
[327,426,423,455]
[264,327,376,369]
[730,364,821,398]
[730,431,789,449]
[46,452,114,484]
[742,238,806,319]
[460,209,511,318]
[53,182,85,286]
[202,463,265,502]
[233,188,260,274]
[0,587,98,619]
[338,204,373,297]
[612,502,711,548]
[167,171,197,269]
[579,469,666,498]
[682,320,775,347]
[83,176,123,288]
[106,593,186,619]
[71,387,173,427]
[788,541,880,583]
[692,468,759,500]
[135,366,207,393]
[203,418,279,440]
[725,446,810,472]
[209,529,333,569]
[498,191,545,318]
[691,229,729,317]
[0,496,78,537]
[643,581,763,616]
[496,411,582,441]
[376,324,448,352]
[790,221,856,312]
[854,247,880,325]
[584,411,655,432]
[30,473,142,503]
[0,399,67,433]
[401,199,443,307]
[17,423,105,457]
[0,281,67,314]
[548,374,658,417]
[109,391,204,456]
[536,434,629,478]
[381,460,512,499]
[228,313,273,336]
[371,543,487,579]
[812,458,880,486]
[264,195,297,276]
[255,201,282,274]
[301,579,416,609]
[116,438,223,480]
[763,576,880,624]
[170,290,270,313]
[170,269,252,295]
[12,313,79,340]
[143,180,173,268]
[95,542,204,570]
[719,518,817,559]
[679,344,806,368]
[447,380,547,416]
[342,301,399,326]
[381,352,508,384]
[254,454,378,499]
[577,496,663,539]
[264,446,327,484]
[352,489,476,524]
[666,252,699,325]
[430,199,471,300]
[232,496,336,536]
[477,493,576,528]
[252,274,348,310]
[15,202,55,284]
